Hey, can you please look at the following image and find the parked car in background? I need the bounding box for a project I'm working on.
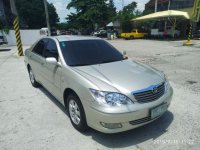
[93,30,107,38]
[24,35,173,133]
[0,35,7,45]
[121,29,148,39]
[40,27,58,36]
[60,30,72,35]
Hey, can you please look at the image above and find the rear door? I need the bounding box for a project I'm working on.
[30,39,47,82]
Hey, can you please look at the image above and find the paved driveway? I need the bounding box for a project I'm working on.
[0,40,200,150]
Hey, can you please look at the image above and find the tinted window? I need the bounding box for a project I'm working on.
[59,40,123,66]
[44,39,58,60]
[32,40,46,56]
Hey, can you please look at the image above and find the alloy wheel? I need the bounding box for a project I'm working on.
[69,99,81,125]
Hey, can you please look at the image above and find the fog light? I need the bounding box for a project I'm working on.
[100,122,122,129]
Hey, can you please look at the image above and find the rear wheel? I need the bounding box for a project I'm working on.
[28,67,40,87]
[67,94,87,132]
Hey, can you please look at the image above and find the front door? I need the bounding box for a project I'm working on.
[42,39,62,101]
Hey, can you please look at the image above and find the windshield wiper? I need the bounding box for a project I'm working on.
[70,63,91,67]
[100,59,123,64]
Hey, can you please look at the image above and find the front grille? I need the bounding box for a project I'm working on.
[129,116,160,125]
[133,83,165,103]
[129,116,151,125]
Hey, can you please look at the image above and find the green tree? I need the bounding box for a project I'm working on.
[115,1,138,32]
[0,17,9,34]
[123,1,137,14]
[142,9,154,16]
[66,0,117,34]
[15,0,59,29]
[108,0,117,21]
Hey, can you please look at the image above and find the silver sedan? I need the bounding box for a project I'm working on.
[24,36,173,133]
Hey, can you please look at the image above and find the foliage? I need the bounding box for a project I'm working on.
[142,9,154,16]
[0,17,9,34]
[56,22,70,30]
[15,0,59,29]
[65,0,144,33]
[115,1,140,32]
[66,0,116,34]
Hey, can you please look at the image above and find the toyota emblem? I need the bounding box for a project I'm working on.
[152,87,158,94]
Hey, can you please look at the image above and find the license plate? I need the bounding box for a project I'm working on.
[151,103,168,119]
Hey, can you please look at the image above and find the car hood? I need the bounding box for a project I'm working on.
[72,59,164,93]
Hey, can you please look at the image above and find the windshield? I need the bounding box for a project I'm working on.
[59,40,124,66]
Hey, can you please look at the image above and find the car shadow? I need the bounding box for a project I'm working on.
[38,86,174,148]
[39,87,69,117]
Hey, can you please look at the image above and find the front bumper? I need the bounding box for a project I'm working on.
[85,87,173,133]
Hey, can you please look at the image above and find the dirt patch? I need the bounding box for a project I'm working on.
[186,81,198,85]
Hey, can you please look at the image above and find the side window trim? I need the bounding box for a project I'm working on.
[43,39,59,60]
[32,39,47,58]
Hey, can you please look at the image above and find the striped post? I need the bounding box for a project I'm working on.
[13,17,23,56]
[184,22,193,46]
[187,22,193,43]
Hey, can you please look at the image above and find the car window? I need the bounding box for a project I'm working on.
[32,39,46,56]
[59,40,124,66]
[43,39,58,60]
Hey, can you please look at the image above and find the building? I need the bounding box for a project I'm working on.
[144,0,199,38]
[145,0,194,12]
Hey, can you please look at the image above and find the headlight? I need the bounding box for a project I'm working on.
[89,89,133,106]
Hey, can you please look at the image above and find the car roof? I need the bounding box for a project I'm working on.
[53,35,101,42]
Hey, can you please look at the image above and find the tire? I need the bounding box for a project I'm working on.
[28,67,40,87]
[67,94,87,132]
[130,36,134,40]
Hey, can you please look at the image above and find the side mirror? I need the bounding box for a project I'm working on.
[122,50,128,59]
[122,50,126,56]
[46,57,57,65]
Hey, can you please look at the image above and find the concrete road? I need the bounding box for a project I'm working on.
[0,40,200,150]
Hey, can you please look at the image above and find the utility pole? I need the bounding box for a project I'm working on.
[193,0,200,22]
[9,0,23,56]
[43,0,51,36]
[168,0,171,10]
[155,0,158,12]
[121,0,124,10]
[10,0,18,15]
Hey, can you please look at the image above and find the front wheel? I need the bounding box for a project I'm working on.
[28,67,40,87]
[67,94,87,132]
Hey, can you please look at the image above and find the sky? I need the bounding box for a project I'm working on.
[48,0,149,22]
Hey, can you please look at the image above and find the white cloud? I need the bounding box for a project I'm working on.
[48,0,72,22]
